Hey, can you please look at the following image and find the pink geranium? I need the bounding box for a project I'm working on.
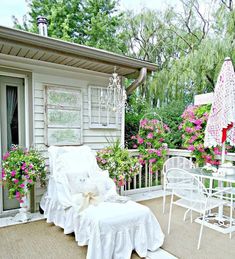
[188,145,195,151]
[11,171,16,177]
[13,179,19,184]
[137,137,144,144]
[149,158,156,164]
[147,132,153,139]
[3,152,10,161]
[19,183,25,188]
[140,119,148,128]
[185,127,193,133]
[213,147,221,155]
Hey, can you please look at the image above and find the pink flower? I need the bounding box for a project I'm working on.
[15,191,20,198]
[214,147,221,155]
[189,135,197,144]
[101,159,107,164]
[11,171,16,177]
[205,155,212,161]
[138,158,145,165]
[140,119,148,128]
[133,144,137,149]
[155,150,162,156]
[163,124,170,131]
[185,127,194,133]
[13,179,19,184]
[147,132,153,139]
[198,147,205,152]
[159,138,164,142]
[149,158,156,163]
[193,119,202,125]
[19,183,25,188]
[188,145,195,151]
[151,119,158,125]
[195,125,202,130]
[137,137,144,144]
[1,169,5,178]
[29,164,34,169]
[3,152,10,160]
[118,179,125,187]
[28,179,33,184]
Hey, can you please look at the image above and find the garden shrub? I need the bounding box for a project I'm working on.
[180,104,224,166]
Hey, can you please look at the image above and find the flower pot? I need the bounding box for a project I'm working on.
[13,182,31,222]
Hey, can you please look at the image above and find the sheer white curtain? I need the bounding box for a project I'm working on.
[7,86,17,148]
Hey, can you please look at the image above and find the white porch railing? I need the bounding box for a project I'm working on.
[122,149,235,195]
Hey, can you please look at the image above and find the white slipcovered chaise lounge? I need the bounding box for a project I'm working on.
[40,145,164,259]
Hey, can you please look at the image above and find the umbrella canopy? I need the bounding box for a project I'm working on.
[204,57,235,163]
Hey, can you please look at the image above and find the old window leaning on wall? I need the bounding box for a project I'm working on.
[89,86,120,129]
[45,85,83,145]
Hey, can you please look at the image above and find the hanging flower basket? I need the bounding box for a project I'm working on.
[1,145,47,203]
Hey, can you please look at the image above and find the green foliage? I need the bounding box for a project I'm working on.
[96,140,140,186]
[13,0,126,53]
[125,93,150,148]
[1,145,47,202]
[156,101,186,148]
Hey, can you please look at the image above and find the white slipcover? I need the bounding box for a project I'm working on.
[40,145,164,259]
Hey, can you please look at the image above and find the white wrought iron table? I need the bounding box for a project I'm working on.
[188,168,235,234]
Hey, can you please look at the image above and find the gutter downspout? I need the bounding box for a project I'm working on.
[126,67,147,95]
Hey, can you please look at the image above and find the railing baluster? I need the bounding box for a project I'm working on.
[134,174,137,189]
[139,164,142,188]
[145,163,148,188]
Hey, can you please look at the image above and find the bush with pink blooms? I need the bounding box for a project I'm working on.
[180,104,227,166]
[132,118,169,173]
[1,145,47,203]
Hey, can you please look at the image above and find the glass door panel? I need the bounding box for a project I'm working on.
[0,76,25,212]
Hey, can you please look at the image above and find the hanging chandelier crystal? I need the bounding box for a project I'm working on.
[105,67,127,113]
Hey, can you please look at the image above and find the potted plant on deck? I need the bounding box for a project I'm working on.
[96,140,140,191]
[1,145,47,221]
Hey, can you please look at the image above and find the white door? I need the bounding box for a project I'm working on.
[0,76,25,212]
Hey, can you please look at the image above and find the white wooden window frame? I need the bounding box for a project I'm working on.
[45,85,83,146]
[88,85,119,129]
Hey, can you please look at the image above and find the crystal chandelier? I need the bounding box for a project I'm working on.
[105,67,127,113]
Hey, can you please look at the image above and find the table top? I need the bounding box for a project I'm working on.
[189,168,235,183]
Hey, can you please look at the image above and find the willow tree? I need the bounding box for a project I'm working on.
[149,0,235,106]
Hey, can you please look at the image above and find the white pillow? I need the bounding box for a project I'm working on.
[66,171,90,194]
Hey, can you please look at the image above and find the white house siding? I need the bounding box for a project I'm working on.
[33,71,122,209]
[0,56,122,211]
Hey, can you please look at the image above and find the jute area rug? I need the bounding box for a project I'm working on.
[0,197,235,259]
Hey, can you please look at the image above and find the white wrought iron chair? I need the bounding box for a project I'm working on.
[162,156,195,213]
[40,145,164,259]
[167,168,232,249]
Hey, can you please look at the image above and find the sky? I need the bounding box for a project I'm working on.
[0,0,180,28]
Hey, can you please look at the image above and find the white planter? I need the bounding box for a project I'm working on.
[14,182,31,222]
